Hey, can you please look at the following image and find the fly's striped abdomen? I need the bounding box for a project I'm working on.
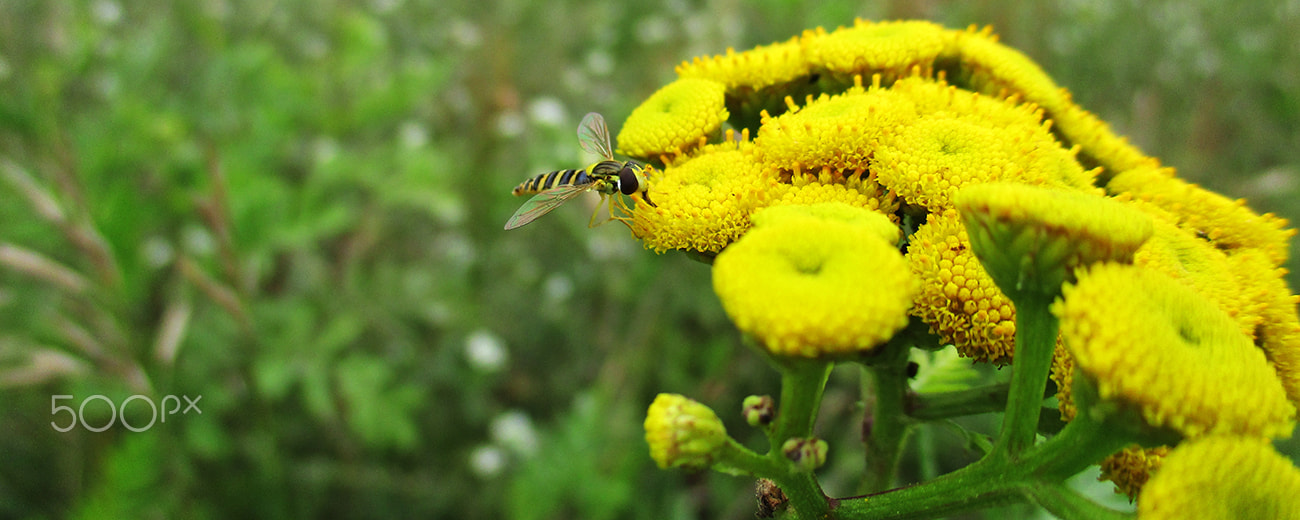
[512,169,594,196]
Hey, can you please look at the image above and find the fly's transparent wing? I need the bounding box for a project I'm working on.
[576,112,615,160]
[504,183,595,230]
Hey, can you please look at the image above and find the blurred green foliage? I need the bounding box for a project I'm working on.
[0,1,1296,519]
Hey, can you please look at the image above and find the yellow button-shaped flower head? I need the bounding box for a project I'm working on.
[756,85,917,173]
[752,202,899,244]
[1134,213,1255,337]
[953,26,1067,114]
[1108,165,1295,265]
[906,209,1017,364]
[630,142,777,254]
[711,204,919,358]
[617,78,729,160]
[769,169,900,228]
[957,182,1153,297]
[1055,263,1296,439]
[804,19,955,81]
[644,393,728,470]
[1099,444,1170,499]
[1138,436,1300,520]
[1229,249,1300,407]
[677,35,812,94]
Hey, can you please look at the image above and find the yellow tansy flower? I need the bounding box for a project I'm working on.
[712,206,918,357]
[950,26,1159,177]
[1230,249,1300,406]
[956,182,1153,297]
[1049,343,1076,420]
[906,209,1017,364]
[1055,263,1295,439]
[752,201,899,244]
[952,26,1068,115]
[1134,213,1256,337]
[803,19,955,82]
[770,167,899,224]
[617,77,729,160]
[631,142,777,254]
[1138,436,1300,520]
[676,35,811,95]
[1053,103,1158,178]
[1108,165,1295,265]
[886,76,1100,192]
[644,393,729,470]
[874,112,1087,213]
[755,80,917,173]
[1099,444,1169,499]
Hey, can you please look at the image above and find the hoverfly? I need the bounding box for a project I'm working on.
[504,112,656,230]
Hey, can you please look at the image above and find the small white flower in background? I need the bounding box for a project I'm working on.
[449,19,482,49]
[527,97,567,128]
[543,273,574,304]
[495,111,525,138]
[399,120,429,149]
[141,236,175,269]
[182,225,216,257]
[490,410,539,457]
[468,445,505,478]
[585,50,614,76]
[312,136,339,164]
[464,330,507,373]
[636,16,673,45]
[92,0,123,25]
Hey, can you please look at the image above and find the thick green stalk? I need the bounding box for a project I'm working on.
[992,292,1058,457]
[769,359,833,518]
[830,458,1020,519]
[862,355,912,492]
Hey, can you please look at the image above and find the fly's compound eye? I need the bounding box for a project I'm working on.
[618,167,639,195]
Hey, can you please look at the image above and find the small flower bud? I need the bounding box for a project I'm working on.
[644,393,728,470]
[742,395,775,427]
[781,437,828,472]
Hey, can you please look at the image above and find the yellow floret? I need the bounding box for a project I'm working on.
[906,209,1018,364]
[677,35,812,93]
[712,207,919,357]
[630,142,777,254]
[1108,165,1295,265]
[1138,437,1300,520]
[956,182,1153,297]
[1229,249,1300,407]
[1099,445,1169,499]
[771,166,899,222]
[1055,263,1296,439]
[617,78,729,160]
[755,79,918,172]
[803,19,956,82]
[875,112,1091,212]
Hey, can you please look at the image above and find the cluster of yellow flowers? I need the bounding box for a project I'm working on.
[619,18,1300,511]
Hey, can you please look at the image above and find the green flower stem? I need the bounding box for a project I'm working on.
[906,382,1011,420]
[993,291,1058,457]
[711,437,785,477]
[769,358,833,518]
[1020,406,1137,482]
[861,345,913,492]
[830,458,1021,519]
[771,358,833,444]
[1023,482,1133,520]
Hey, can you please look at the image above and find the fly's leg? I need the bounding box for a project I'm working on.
[588,193,614,228]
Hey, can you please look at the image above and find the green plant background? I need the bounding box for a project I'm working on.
[1,1,1296,519]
